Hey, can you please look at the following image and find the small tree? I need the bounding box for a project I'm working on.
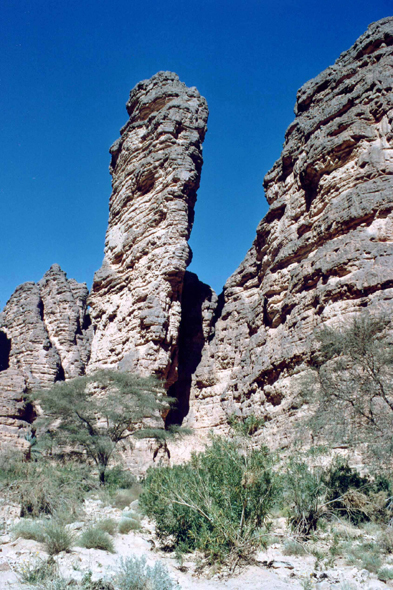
[304,314,393,467]
[32,370,181,483]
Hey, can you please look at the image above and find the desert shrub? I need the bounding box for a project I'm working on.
[15,460,95,518]
[104,466,136,490]
[378,566,393,581]
[79,526,115,552]
[112,485,141,509]
[228,413,264,436]
[12,518,46,542]
[344,540,382,572]
[283,458,327,537]
[118,517,141,534]
[324,459,391,524]
[115,555,177,590]
[43,520,74,555]
[15,556,58,585]
[0,447,26,482]
[95,518,117,536]
[282,539,307,555]
[140,436,277,565]
[379,526,393,553]
[304,314,393,468]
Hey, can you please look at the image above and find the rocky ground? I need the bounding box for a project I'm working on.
[1,497,392,590]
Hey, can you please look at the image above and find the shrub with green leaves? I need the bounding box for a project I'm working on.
[115,555,177,590]
[283,458,327,537]
[79,526,115,552]
[44,520,74,555]
[378,566,393,581]
[12,519,46,543]
[32,370,183,484]
[15,556,58,585]
[15,460,95,518]
[95,518,117,536]
[140,436,277,564]
[118,517,141,534]
[323,459,390,524]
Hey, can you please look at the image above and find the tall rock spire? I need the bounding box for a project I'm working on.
[88,72,208,385]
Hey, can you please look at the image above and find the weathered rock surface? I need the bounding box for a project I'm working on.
[187,17,393,436]
[3,19,393,450]
[0,265,92,445]
[87,72,208,386]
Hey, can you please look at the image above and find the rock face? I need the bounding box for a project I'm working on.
[186,17,393,435]
[2,19,393,450]
[87,72,208,386]
[0,265,92,445]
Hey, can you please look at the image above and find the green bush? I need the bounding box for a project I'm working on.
[140,436,277,564]
[379,526,393,553]
[44,521,74,555]
[118,517,141,534]
[15,556,58,585]
[378,566,393,581]
[104,466,136,490]
[112,486,141,509]
[344,540,382,573]
[12,518,75,555]
[323,459,389,524]
[115,555,177,590]
[12,519,46,543]
[282,539,307,555]
[16,460,95,518]
[95,518,117,536]
[283,458,327,537]
[79,526,115,552]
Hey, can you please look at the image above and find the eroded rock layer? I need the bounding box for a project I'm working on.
[187,17,393,435]
[0,265,92,445]
[87,72,208,385]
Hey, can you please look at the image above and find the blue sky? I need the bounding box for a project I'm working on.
[1,0,391,307]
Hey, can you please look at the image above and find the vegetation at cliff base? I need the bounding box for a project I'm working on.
[304,314,393,466]
[32,370,183,484]
[140,436,277,566]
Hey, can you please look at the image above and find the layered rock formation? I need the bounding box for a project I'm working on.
[0,265,91,445]
[2,19,393,451]
[87,72,209,386]
[186,17,393,435]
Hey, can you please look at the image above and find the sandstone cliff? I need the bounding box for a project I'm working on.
[87,72,209,388]
[2,19,393,451]
[0,265,91,445]
[186,17,393,437]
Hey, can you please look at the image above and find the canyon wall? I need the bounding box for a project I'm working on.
[0,264,91,445]
[186,17,393,438]
[1,19,393,451]
[87,72,209,387]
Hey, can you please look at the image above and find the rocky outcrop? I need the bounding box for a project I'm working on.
[0,265,92,446]
[186,17,393,436]
[2,19,393,451]
[87,72,208,386]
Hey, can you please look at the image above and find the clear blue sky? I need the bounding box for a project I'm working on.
[1,0,391,308]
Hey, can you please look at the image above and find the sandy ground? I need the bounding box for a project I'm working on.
[0,498,390,589]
